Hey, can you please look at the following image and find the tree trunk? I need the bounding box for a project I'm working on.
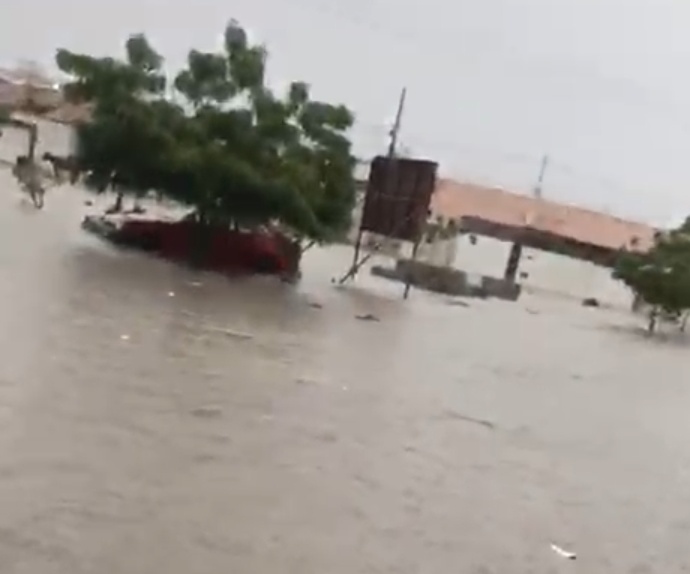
[114,190,124,212]
[189,210,212,267]
[647,307,658,334]
[300,239,316,254]
[680,311,689,333]
[105,190,124,214]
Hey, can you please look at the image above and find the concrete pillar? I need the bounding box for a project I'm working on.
[504,242,523,281]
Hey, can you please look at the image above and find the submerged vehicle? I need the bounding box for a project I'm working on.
[82,214,302,281]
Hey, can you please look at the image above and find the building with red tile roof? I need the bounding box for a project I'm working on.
[430,178,657,256]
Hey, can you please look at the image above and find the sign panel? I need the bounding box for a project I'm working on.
[360,156,438,242]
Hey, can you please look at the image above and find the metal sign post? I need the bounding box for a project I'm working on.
[336,156,437,292]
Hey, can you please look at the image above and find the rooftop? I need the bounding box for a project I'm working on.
[0,66,57,90]
[430,179,657,252]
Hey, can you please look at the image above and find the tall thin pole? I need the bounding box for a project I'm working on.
[344,87,407,283]
[534,154,549,199]
[506,154,548,281]
[387,87,407,158]
[386,88,415,298]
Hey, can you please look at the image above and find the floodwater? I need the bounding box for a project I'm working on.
[2,171,690,573]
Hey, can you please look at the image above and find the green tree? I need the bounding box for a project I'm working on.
[56,35,172,211]
[55,21,357,241]
[614,226,690,333]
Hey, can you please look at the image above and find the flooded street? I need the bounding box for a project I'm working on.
[2,174,690,572]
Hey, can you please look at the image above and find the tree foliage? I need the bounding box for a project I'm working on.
[55,21,357,241]
[614,224,690,332]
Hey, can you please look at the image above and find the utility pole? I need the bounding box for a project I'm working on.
[387,87,406,158]
[338,87,408,285]
[533,154,549,199]
[387,87,415,297]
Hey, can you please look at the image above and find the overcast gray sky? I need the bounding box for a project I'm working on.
[3,0,690,225]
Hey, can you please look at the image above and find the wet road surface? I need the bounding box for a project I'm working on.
[1,173,690,573]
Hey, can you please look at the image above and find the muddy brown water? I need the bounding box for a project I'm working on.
[1,174,690,573]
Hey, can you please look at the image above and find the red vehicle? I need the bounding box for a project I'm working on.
[82,216,302,280]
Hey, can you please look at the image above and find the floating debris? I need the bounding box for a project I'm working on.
[550,543,576,560]
[220,329,254,341]
[311,430,338,443]
[203,325,255,340]
[120,334,130,341]
[447,299,470,308]
[308,301,323,309]
[355,313,380,322]
[188,281,203,288]
[443,410,495,430]
[295,376,324,386]
[191,406,223,419]
[168,291,175,297]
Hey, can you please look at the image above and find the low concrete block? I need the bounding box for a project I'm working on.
[371,259,522,301]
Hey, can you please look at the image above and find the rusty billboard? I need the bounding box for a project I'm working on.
[360,156,438,242]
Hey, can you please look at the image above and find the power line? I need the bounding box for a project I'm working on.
[357,116,653,199]
[270,2,679,211]
[288,0,690,137]
[355,122,539,165]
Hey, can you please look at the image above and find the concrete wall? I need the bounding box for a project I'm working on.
[372,259,522,301]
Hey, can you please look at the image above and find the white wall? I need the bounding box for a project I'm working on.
[451,235,633,307]
[0,117,74,164]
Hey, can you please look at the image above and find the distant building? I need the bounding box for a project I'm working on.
[0,64,92,166]
[428,179,659,306]
[0,66,62,111]
[344,172,658,305]
[431,179,657,256]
